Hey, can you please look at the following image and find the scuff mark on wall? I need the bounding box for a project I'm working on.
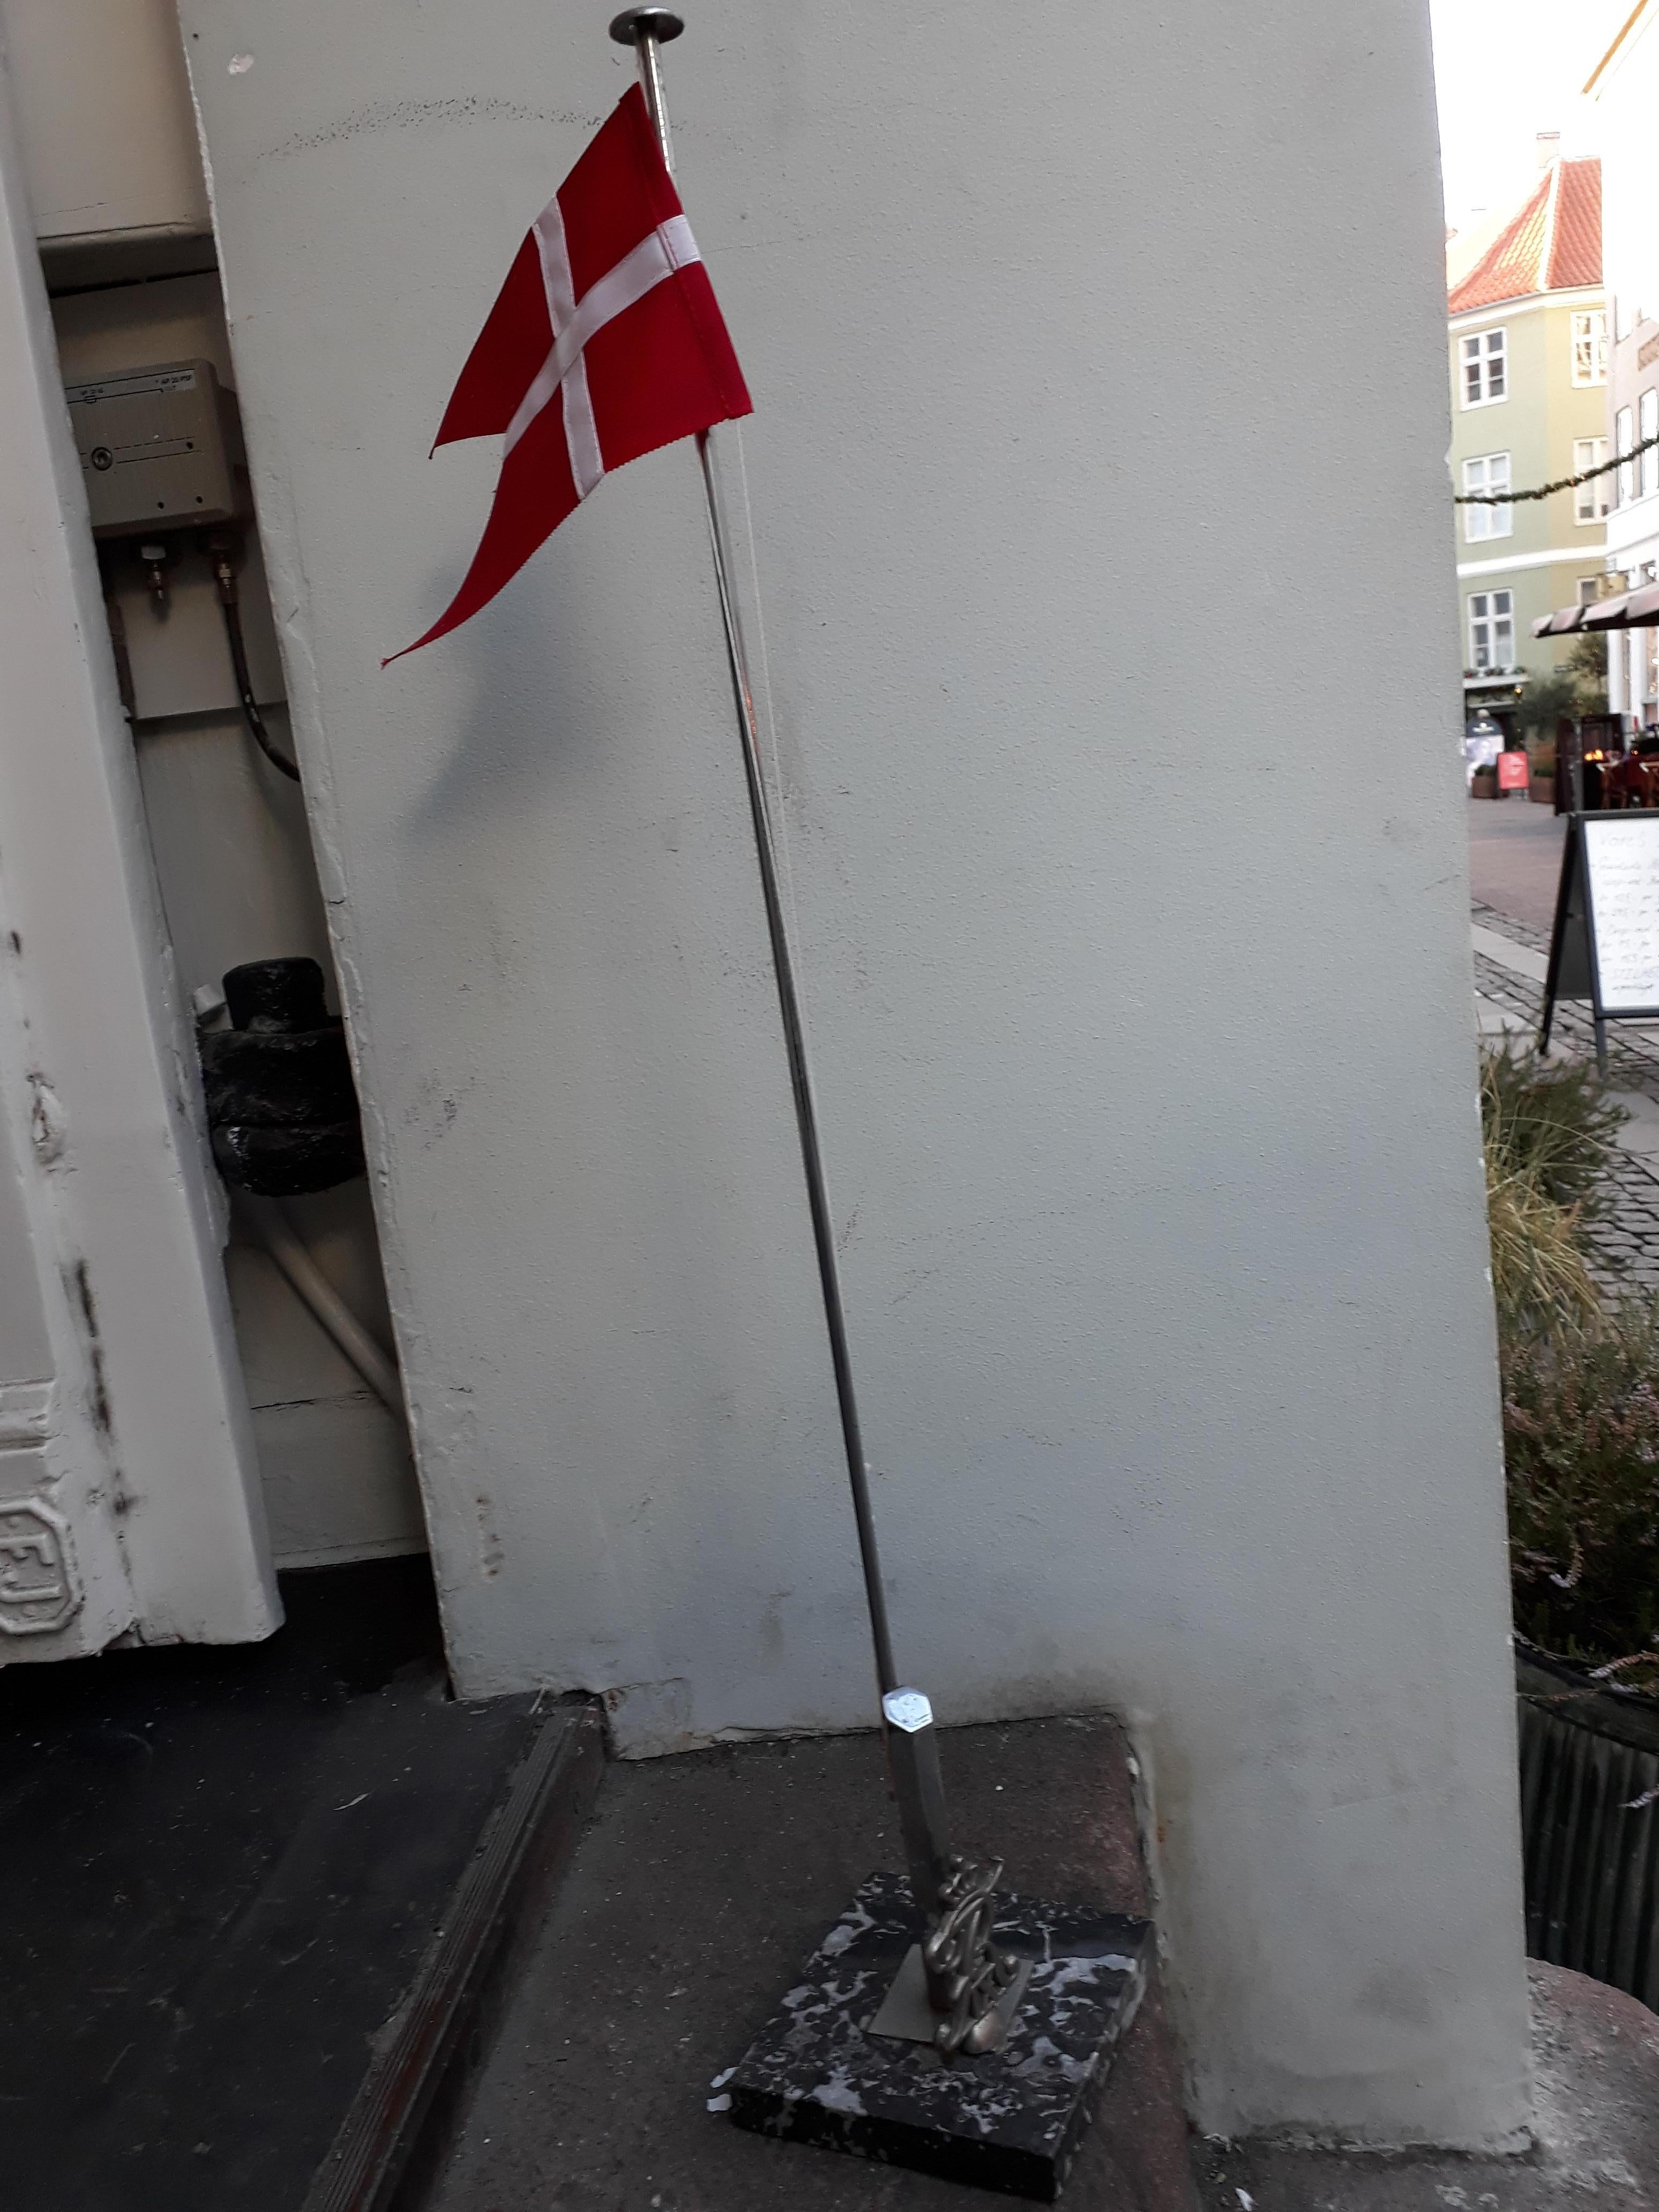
[67,1258,113,1440]
[265,97,601,161]
[475,1487,504,1579]
[27,1071,65,1168]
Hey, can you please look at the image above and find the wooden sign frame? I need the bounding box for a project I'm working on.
[1539,810,1659,1074]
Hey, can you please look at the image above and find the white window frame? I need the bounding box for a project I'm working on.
[1468,589,1515,672]
[1618,406,1635,505]
[1463,451,1513,541]
[1642,388,1658,500]
[1575,437,1611,523]
[1571,309,1608,386]
[1579,577,1602,606]
[1460,327,1508,408]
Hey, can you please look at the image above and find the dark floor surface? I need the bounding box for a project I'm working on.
[428,1716,1200,2212]
[0,1557,542,2212]
[1467,791,1566,932]
[429,1718,1659,2212]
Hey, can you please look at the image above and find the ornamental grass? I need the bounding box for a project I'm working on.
[1479,1044,1659,1682]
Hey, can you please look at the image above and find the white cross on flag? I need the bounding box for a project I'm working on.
[392,85,751,660]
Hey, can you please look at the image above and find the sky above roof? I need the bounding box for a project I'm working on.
[1431,0,1631,235]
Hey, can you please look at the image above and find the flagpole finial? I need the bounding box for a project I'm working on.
[609,8,684,43]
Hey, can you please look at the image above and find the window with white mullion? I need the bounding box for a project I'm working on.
[1463,451,1512,541]
[1618,406,1635,506]
[1468,590,1515,672]
[1460,327,1507,407]
[1571,310,1608,386]
[1642,390,1658,500]
[1575,437,1610,522]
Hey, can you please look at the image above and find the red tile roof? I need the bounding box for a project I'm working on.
[1447,158,1602,313]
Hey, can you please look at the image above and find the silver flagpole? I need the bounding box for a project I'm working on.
[607,11,1027,2056]
[608,5,901,1704]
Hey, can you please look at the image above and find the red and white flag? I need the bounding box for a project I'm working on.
[391,84,751,660]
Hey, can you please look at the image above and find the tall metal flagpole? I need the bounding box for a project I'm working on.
[608,10,1025,2055]
[608,6,899,1702]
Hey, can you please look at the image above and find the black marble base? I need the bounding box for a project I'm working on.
[723,1873,1151,2201]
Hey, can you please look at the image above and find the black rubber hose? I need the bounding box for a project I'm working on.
[216,575,301,782]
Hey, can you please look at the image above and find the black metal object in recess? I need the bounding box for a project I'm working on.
[201,957,365,1197]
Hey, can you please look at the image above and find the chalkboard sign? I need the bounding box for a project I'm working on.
[1540,811,1659,1070]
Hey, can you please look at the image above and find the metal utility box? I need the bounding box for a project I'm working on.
[63,358,241,536]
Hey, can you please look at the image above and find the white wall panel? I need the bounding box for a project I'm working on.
[0,0,208,244]
[0,42,275,1655]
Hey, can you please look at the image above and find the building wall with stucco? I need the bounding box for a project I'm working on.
[169,0,1529,2147]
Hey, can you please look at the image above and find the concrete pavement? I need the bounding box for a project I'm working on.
[1467,792,1565,935]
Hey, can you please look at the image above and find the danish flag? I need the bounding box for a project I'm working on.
[391,85,751,660]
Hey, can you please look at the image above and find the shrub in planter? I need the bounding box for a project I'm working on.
[1483,1044,1624,1216]
[1504,1304,1659,1675]
[1482,1045,1620,1337]
[1483,1048,1659,2001]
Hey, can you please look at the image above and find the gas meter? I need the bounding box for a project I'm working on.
[63,359,243,537]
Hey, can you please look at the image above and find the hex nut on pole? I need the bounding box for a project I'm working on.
[883,1687,953,1919]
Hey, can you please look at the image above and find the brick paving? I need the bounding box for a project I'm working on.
[1588,1165,1659,1293]
[1472,901,1659,1295]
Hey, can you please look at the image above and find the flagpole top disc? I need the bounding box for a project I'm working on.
[610,7,684,43]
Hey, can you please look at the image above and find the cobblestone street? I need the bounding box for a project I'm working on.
[1473,899,1659,1296]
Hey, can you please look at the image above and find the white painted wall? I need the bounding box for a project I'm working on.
[0,0,209,246]
[0,47,276,1654]
[178,0,1529,2143]
[1592,2,1659,341]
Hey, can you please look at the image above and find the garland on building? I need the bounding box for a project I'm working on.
[1455,431,1659,504]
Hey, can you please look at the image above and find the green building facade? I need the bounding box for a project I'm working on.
[1447,156,1606,735]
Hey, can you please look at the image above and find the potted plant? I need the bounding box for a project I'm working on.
[1486,1048,1659,2007]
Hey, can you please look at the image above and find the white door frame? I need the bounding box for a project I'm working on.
[0,50,278,1660]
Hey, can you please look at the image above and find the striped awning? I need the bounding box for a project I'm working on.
[1583,592,1636,631]
[1534,592,1659,634]
[1532,606,1585,637]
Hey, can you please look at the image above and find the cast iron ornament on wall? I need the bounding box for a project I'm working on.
[200,959,365,1198]
[0,1497,83,1635]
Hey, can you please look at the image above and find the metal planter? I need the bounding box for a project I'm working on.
[1518,1647,1659,2007]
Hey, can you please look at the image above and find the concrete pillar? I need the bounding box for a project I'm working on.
[178,0,1529,2144]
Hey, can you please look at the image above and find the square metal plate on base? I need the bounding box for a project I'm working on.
[866,1942,1034,2046]
[724,1872,1152,2202]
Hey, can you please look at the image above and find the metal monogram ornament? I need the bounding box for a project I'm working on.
[877,1688,1032,2055]
[924,1856,1026,2057]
